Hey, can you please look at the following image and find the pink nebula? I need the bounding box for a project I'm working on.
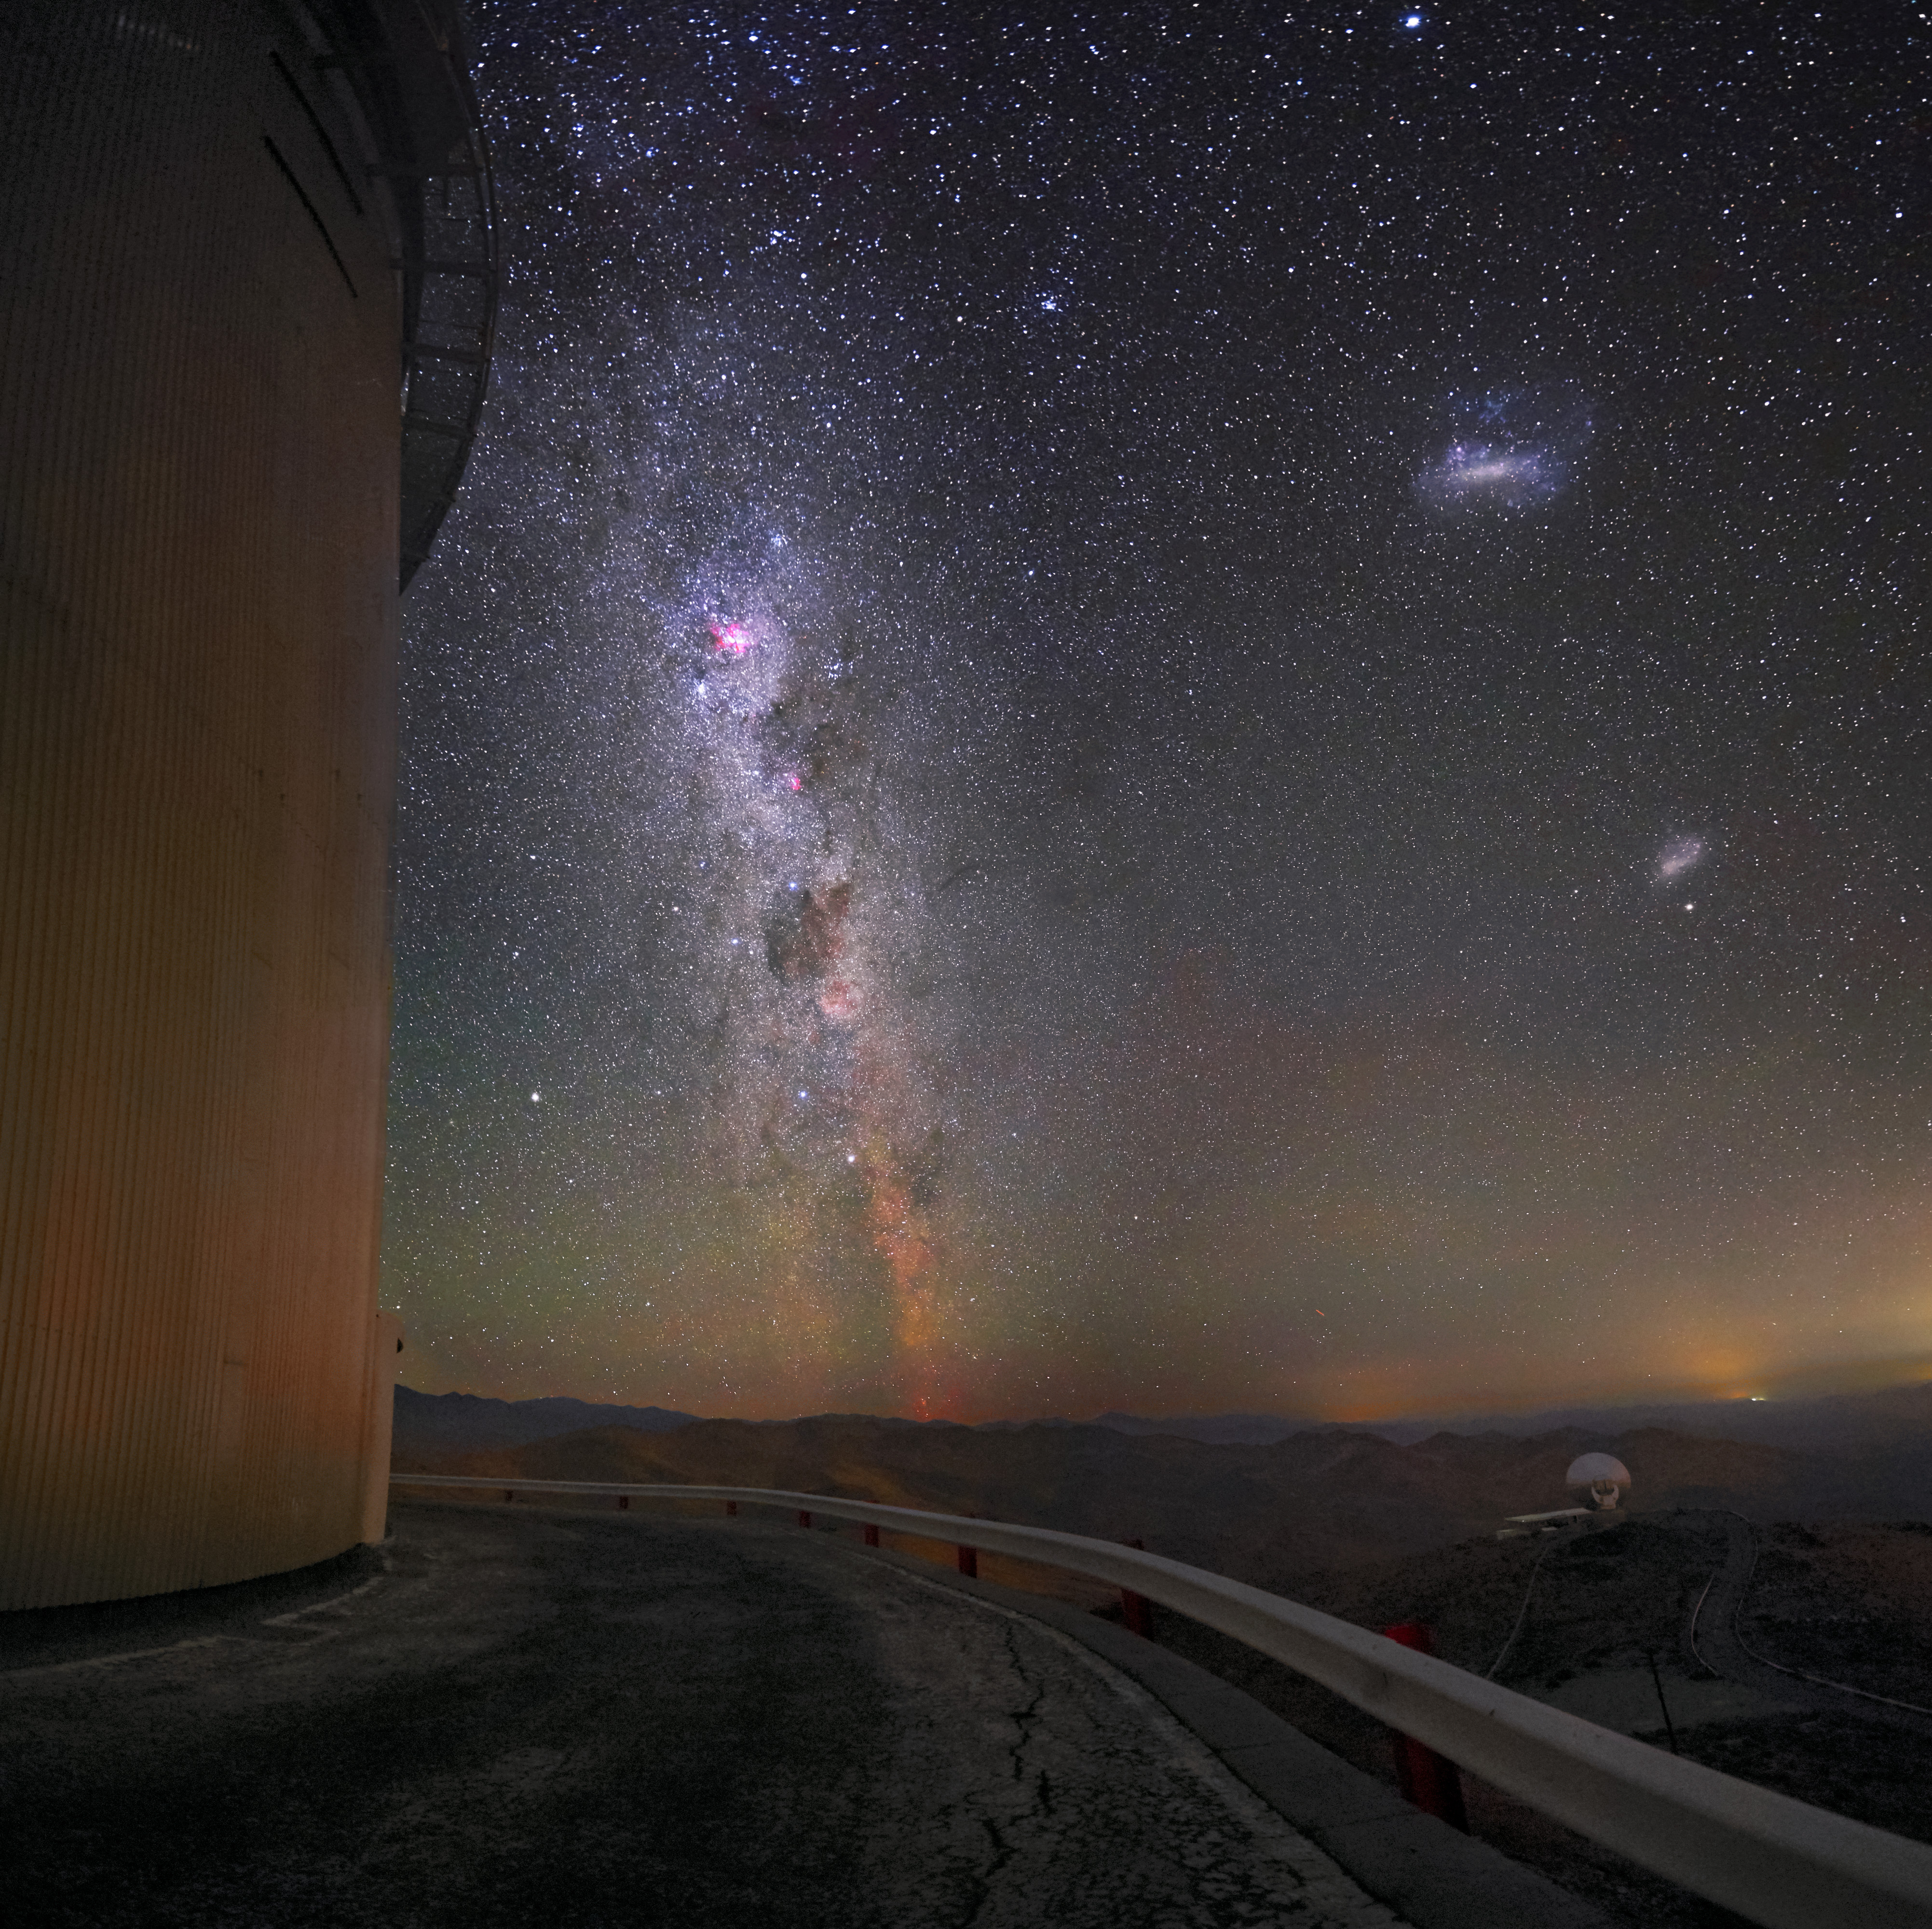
[710,622,752,657]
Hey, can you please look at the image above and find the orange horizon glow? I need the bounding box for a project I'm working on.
[413,1347,1932,1429]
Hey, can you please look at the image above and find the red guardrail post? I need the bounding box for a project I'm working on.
[1121,1537,1154,1638]
[798,1509,813,1529]
[1382,1622,1470,1832]
[957,1544,978,1577]
[503,1489,515,1504]
[617,1494,629,1510]
[725,1499,737,1516]
[863,1523,880,1547]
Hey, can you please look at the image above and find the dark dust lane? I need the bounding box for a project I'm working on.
[0,1499,1401,1929]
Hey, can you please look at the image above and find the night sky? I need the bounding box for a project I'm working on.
[384,2,1931,1424]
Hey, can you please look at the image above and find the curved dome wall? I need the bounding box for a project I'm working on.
[0,0,489,1609]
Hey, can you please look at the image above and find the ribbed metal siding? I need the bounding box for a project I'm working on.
[1,1,402,1608]
[359,1308,406,1545]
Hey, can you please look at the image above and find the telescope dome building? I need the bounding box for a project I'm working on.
[0,0,494,1608]
[1565,1453,1633,1512]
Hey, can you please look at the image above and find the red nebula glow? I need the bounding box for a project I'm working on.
[710,622,752,656]
[866,1161,937,1354]
[787,772,803,791]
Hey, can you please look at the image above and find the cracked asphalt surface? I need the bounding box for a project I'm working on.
[0,1499,1407,1929]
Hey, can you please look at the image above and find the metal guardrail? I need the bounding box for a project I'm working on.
[390,1474,1932,1929]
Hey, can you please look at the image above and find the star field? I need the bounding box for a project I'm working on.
[384,1,1932,1421]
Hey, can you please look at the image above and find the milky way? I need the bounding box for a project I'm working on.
[384,2,1932,1422]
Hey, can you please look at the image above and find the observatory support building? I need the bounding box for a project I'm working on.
[0,0,494,1609]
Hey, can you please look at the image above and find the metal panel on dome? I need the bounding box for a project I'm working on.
[303,0,500,588]
[0,0,485,1609]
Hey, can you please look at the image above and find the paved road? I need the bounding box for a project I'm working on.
[1689,1511,1814,1707]
[1689,1510,1932,1742]
[0,1499,1405,1929]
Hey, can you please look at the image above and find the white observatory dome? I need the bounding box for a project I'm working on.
[1565,1452,1632,1510]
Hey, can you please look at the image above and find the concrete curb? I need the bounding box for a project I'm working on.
[864,1546,1613,1929]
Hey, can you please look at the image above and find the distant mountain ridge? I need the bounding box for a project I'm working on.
[1346,1380,1932,1454]
[1090,1411,1310,1446]
[394,1386,702,1454]
[396,1379,1932,1461]
[391,1408,1932,1586]
[1009,1386,1932,1453]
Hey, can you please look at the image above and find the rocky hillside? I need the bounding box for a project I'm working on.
[391,1410,1863,1584]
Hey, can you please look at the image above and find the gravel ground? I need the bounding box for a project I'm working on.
[1739,1520,1932,1713]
